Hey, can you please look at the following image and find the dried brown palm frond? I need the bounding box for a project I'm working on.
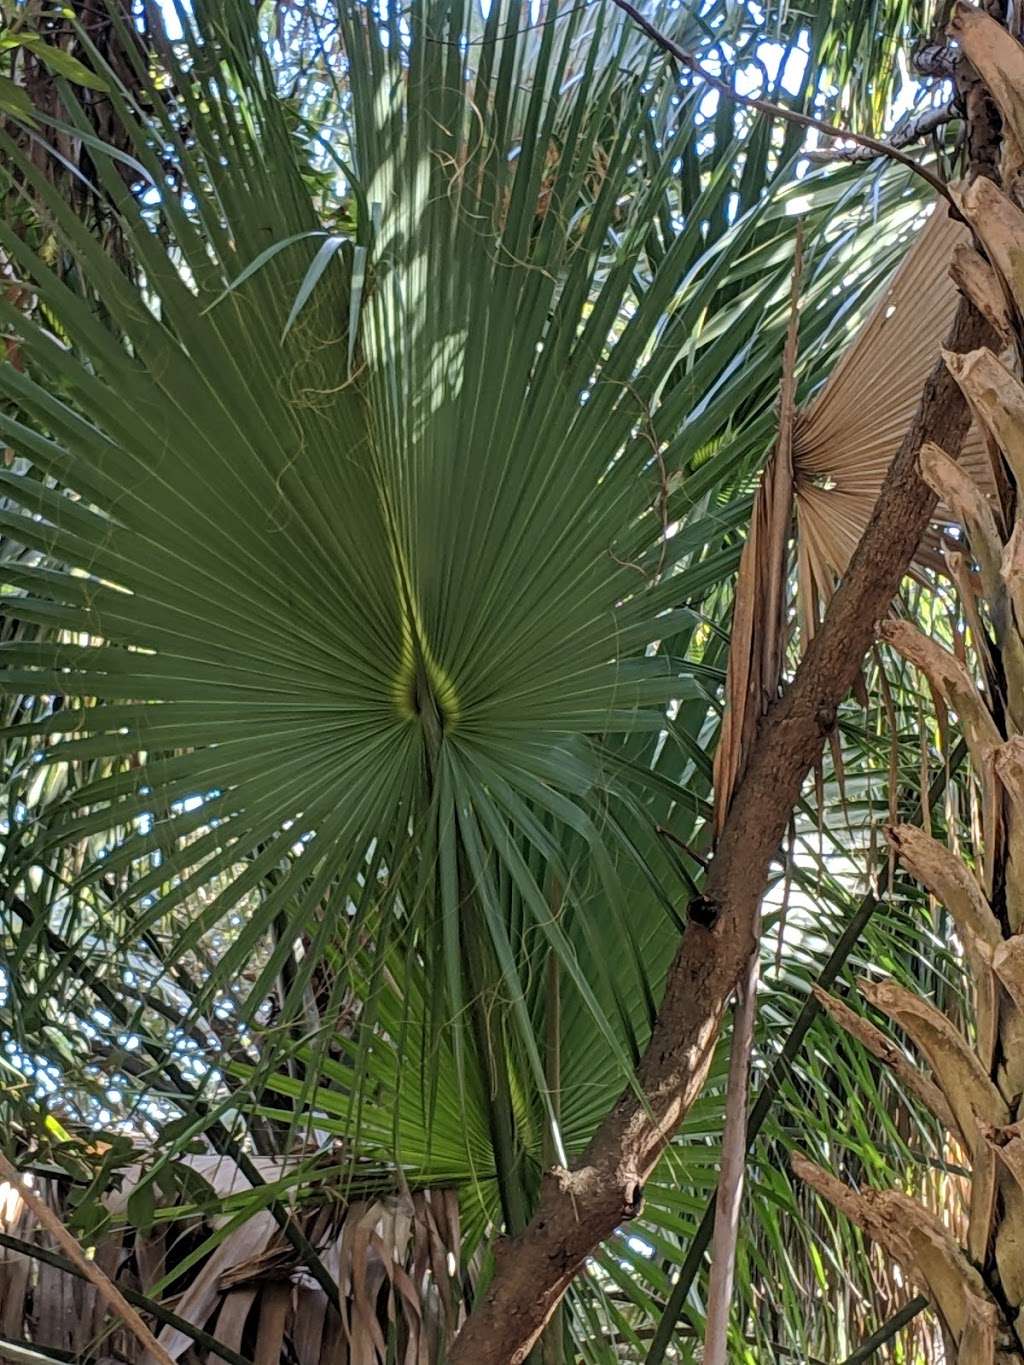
[715,201,995,832]
[0,1154,463,1365]
[712,229,802,834]
[791,203,995,637]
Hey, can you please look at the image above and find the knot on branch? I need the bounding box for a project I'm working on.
[815,701,837,733]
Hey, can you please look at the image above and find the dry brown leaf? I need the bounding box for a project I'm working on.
[1003,522,1024,636]
[993,937,1024,1014]
[792,205,992,619]
[920,442,1005,598]
[879,620,1002,766]
[996,739,1024,931]
[716,207,991,831]
[958,1305,1000,1365]
[0,1181,33,1339]
[212,1287,259,1353]
[956,177,1024,320]
[996,737,1024,805]
[983,1134,1024,1308]
[968,1134,999,1268]
[895,1206,994,1347]
[974,936,1000,1081]
[790,1152,913,1268]
[255,1282,291,1365]
[0,1154,174,1365]
[145,1212,277,1364]
[794,1152,998,1352]
[713,233,802,830]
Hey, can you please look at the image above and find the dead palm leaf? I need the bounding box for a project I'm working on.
[715,203,993,832]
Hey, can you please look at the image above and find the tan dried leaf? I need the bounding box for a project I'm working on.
[969,1135,999,1268]
[792,1152,996,1347]
[793,206,991,615]
[954,1297,999,1365]
[879,620,1002,766]
[993,937,1024,1014]
[1003,522,1024,636]
[790,1152,913,1267]
[920,441,1005,599]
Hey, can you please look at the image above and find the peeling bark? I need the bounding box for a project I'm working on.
[888,821,1002,947]
[955,179,1024,317]
[880,615,1003,764]
[950,244,1014,345]
[793,1153,1004,1354]
[920,441,1006,597]
[812,984,959,1136]
[858,977,1009,1151]
[943,346,1024,491]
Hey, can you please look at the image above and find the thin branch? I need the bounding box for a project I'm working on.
[840,1295,931,1364]
[608,0,952,203]
[0,1153,177,1365]
[809,101,957,164]
[702,942,759,1365]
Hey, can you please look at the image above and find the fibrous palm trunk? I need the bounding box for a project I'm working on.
[795,9,1024,1360]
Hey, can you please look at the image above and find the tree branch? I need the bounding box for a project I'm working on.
[447,6,1003,1353]
[808,101,957,164]
[448,287,993,1365]
[607,0,953,203]
[913,41,958,80]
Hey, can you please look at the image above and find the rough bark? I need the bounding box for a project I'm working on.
[447,296,994,1365]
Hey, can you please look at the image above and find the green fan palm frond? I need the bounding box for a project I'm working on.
[2,1,675,1072]
[0,0,823,1122]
